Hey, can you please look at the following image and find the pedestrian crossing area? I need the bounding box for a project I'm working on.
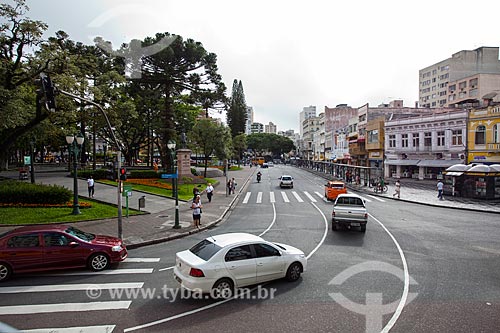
[241,191,385,204]
[0,257,161,332]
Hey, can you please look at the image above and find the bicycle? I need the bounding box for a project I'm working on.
[373,185,388,193]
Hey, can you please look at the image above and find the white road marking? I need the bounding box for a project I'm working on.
[307,202,328,260]
[0,283,143,294]
[242,192,251,204]
[303,191,317,202]
[43,268,154,276]
[270,192,275,203]
[314,191,323,198]
[281,191,290,203]
[20,325,116,333]
[256,192,263,204]
[369,213,410,333]
[366,194,385,202]
[258,203,277,237]
[359,195,372,202]
[123,258,160,263]
[0,301,132,315]
[292,191,304,203]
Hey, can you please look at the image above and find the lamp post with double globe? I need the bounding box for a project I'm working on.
[167,140,181,229]
[66,133,85,215]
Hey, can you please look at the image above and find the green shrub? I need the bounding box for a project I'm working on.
[0,181,72,204]
[78,169,111,180]
[129,170,161,179]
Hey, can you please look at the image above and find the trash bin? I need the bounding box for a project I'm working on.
[138,196,146,210]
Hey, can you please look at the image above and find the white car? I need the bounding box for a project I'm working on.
[279,175,293,188]
[173,233,307,297]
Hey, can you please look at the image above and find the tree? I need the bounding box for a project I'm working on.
[189,118,232,177]
[135,33,226,170]
[227,79,247,137]
[0,0,50,169]
[232,133,247,165]
[246,133,294,158]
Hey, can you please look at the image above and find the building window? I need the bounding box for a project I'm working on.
[475,125,486,145]
[389,135,396,148]
[452,130,463,146]
[494,124,499,143]
[368,130,379,143]
[459,81,467,90]
[424,132,432,147]
[437,131,445,146]
[401,134,408,148]
[412,133,420,148]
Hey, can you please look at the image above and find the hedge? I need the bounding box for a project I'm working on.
[0,181,72,204]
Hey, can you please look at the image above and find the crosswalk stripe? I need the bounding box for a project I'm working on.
[42,268,154,276]
[0,301,132,315]
[359,195,372,202]
[292,191,304,203]
[0,283,144,294]
[20,325,116,333]
[242,192,251,204]
[123,258,160,263]
[314,191,323,198]
[281,192,290,203]
[303,191,317,202]
[256,192,263,204]
[270,192,275,203]
[366,194,385,202]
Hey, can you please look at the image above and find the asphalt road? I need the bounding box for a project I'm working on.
[1,165,499,333]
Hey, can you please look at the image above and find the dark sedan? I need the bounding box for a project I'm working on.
[0,225,127,282]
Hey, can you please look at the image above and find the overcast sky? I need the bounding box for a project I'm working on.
[25,0,500,132]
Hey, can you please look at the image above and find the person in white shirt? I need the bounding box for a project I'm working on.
[205,183,214,203]
[191,195,203,228]
[436,180,444,200]
[87,176,95,198]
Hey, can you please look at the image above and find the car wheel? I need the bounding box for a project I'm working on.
[0,263,12,282]
[286,262,302,282]
[88,253,110,271]
[360,225,366,232]
[212,278,234,299]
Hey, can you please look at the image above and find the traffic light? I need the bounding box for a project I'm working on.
[35,73,57,111]
[119,167,127,181]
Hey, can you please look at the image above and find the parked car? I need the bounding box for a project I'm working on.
[267,162,274,167]
[0,225,128,282]
[332,193,368,232]
[324,180,347,200]
[279,175,294,188]
[173,233,306,297]
[261,163,269,168]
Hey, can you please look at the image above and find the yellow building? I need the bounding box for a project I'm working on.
[468,103,500,164]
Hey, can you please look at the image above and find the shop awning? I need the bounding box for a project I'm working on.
[418,159,463,167]
[385,159,420,166]
[444,171,464,176]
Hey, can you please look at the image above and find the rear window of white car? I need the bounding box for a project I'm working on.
[336,197,364,206]
[281,177,292,181]
[190,239,223,261]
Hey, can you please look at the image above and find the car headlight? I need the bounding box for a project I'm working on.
[111,245,123,252]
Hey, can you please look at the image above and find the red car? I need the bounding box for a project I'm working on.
[0,225,128,282]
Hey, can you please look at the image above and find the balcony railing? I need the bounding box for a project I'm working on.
[487,143,500,150]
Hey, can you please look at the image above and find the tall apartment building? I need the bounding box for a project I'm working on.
[245,106,254,134]
[299,106,316,138]
[264,122,277,134]
[419,46,500,108]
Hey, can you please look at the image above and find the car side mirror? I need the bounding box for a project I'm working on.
[68,241,79,247]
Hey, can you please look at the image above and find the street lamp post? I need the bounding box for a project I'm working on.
[66,133,85,215]
[167,140,181,229]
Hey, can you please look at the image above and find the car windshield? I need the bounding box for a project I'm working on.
[190,239,223,261]
[330,183,344,188]
[282,177,292,181]
[65,226,96,242]
[273,243,286,250]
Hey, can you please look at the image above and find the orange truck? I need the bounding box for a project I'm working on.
[324,180,347,201]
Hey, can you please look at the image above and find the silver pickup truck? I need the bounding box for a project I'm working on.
[332,193,368,232]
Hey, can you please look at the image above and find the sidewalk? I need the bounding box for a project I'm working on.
[0,166,257,249]
[303,167,500,214]
[1,165,498,249]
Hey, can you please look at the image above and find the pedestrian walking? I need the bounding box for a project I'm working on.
[227,179,232,195]
[393,180,401,199]
[231,178,237,194]
[437,180,444,200]
[87,176,95,198]
[205,182,214,203]
[191,195,202,228]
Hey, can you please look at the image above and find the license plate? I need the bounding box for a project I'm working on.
[351,223,360,227]
[174,275,182,284]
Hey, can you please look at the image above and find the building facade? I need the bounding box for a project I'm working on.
[468,102,500,164]
[264,122,277,134]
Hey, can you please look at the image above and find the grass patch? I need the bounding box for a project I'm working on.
[0,199,143,225]
[98,178,217,201]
